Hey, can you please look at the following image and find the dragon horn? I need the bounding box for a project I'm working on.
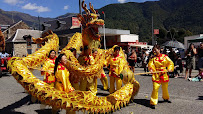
[82,0,90,15]
[77,14,86,27]
[48,30,53,35]
[89,2,96,14]
[42,32,49,38]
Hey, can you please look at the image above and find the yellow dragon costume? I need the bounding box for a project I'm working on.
[7,0,140,113]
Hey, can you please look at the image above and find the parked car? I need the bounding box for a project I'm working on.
[0,57,11,77]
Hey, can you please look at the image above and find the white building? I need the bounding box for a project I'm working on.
[98,28,150,49]
[184,34,203,48]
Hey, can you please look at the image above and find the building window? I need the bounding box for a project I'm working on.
[27,49,32,54]
[23,35,32,55]
[26,37,32,54]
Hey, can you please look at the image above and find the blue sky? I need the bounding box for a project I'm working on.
[0,0,158,18]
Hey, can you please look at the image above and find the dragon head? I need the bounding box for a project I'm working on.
[32,30,53,44]
[77,0,104,49]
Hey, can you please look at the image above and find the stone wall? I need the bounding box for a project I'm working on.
[13,43,38,57]
[32,44,38,53]
[14,43,27,57]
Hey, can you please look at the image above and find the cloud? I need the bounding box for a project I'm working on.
[3,0,23,5]
[22,3,50,13]
[118,0,127,3]
[64,5,69,10]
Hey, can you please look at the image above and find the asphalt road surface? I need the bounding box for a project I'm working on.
[0,68,202,114]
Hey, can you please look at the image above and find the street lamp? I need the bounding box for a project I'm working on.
[102,11,106,50]
[152,16,155,45]
[79,0,82,15]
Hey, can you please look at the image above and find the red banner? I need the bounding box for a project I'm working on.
[72,17,80,27]
[128,41,147,45]
[154,29,159,34]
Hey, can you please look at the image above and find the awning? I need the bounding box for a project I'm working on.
[129,44,146,47]
[188,36,203,43]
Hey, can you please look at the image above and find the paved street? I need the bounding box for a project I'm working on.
[0,68,202,114]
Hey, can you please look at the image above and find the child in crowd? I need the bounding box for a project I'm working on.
[188,68,203,82]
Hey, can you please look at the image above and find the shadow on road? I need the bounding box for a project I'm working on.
[133,99,151,108]
[35,109,59,114]
[140,74,152,77]
[97,85,104,90]
[97,85,110,96]
[0,95,35,114]
[96,92,109,96]
[197,96,203,100]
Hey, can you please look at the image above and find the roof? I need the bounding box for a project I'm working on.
[98,28,130,36]
[6,29,42,43]
[188,36,203,42]
[42,16,75,31]
[2,20,23,33]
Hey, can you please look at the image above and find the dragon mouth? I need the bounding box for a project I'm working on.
[89,23,104,39]
[90,26,100,39]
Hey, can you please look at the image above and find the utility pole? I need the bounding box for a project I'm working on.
[103,12,106,50]
[38,16,40,30]
[152,16,154,45]
[79,0,82,33]
[12,12,14,23]
[79,0,82,14]
[11,6,15,23]
[103,24,106,50]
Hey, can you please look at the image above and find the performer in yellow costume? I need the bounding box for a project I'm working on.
[40,50,57,109]
[78,46,89,66]
[78,46,89,91]
[54,54,75,93]
[86,54,98,95]
[78,46,97,95]
[92,49,109,90]
[41,50,56,87]
[107,46,124,94]
[69,48,80,90]
[148,45,174,109]
[54,54,75,114]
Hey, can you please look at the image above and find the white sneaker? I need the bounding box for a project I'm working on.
[188,78,192,81]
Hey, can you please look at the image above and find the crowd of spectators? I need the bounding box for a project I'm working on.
[122,43,202,82]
